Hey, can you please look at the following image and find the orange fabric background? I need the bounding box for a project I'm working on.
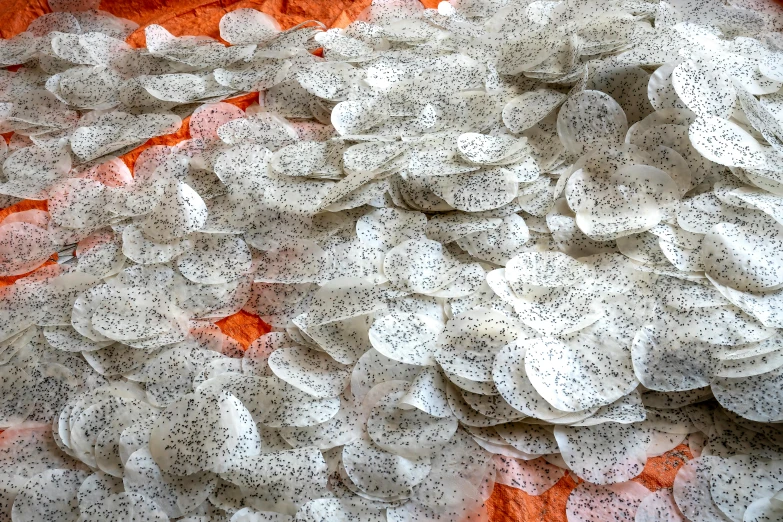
[0,1,692,520]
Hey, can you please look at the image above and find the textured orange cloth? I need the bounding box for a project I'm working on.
[0,2,692,520]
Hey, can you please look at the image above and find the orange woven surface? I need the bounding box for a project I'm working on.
[0,1,691,520]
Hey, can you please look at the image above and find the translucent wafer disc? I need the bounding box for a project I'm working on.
[492,339,572,421]
[525,335,638,412]
[149,390,260,475]
[0,222,54,277]
[557,90,628,155]
[11,469,89,522]
[267,346,350,398]
[710,455,783,522]
[494,455,564,496]
[219,9,281,45]
[139,181,208,242]
[712,365,783,422]
[123,448,215,518]
[566,481,652,522]
[555,423,651,485]
[437,308,529,383]
[688,116,769,170]
[176,234,252,285]
[2,1,783,516]
[503,90,567,134]
[672,57,736,118]
[702,220,783,292]
[342,437,431,499]
[369,311,442,366]
[79,492,169,522]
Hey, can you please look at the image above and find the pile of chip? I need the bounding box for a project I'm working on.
[3,0,783,519]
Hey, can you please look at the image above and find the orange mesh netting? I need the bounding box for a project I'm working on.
[0,1,693,520]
